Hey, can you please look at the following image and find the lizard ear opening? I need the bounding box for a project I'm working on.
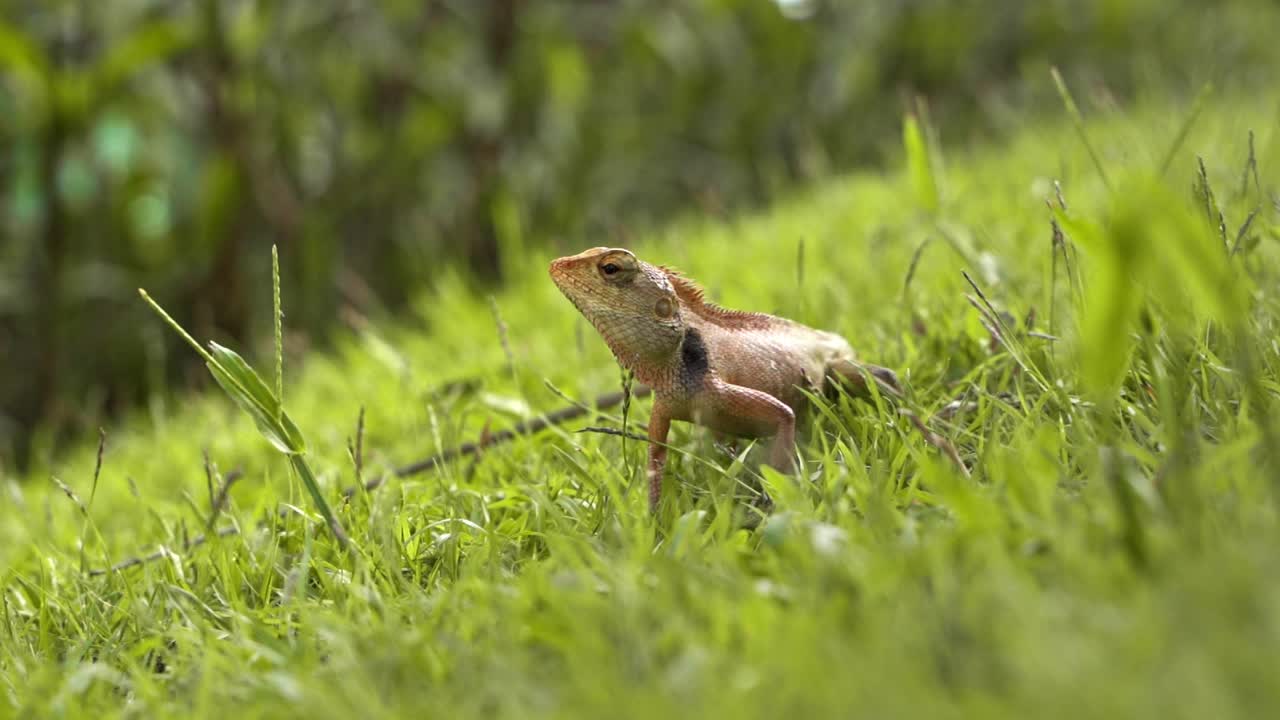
[654,295,677,320]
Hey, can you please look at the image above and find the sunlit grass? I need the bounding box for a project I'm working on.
[2,91,1279,717]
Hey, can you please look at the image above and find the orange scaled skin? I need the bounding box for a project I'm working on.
[549,247,898,512]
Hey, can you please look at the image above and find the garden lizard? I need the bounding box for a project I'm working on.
[550,247,899,511]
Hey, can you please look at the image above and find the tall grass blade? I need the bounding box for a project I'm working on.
[903,113,939,214]
[1158,83,1211,177]
[272,244,284,422]
[1051,67,1113,191]
[139,284,348,547]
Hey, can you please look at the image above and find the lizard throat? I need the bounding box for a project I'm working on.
[587,312,685,387]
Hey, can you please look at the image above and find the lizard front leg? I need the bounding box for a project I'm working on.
[698,381,797,474]
[646,401,673,512]
[648,384,796,512]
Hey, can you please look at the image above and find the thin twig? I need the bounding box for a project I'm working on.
[207,469,244,531]
[88,526,242,577]
[899,408,970,478]
[545,379,653,415]
[357,386,650,491]
[577,426,652,443]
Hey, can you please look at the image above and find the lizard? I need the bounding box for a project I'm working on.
[549,246,900,512]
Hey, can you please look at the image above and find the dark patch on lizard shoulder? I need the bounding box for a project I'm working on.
[679,327,710,389]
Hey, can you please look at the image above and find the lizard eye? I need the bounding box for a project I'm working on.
[597,251,637,282]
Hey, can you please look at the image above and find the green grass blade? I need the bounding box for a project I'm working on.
[138,289,214,364]
[1051,66,1113,191]
[290,455,349,547]
[1158,82,1212,177]
[272,244,284,422]
[140,282,341,547]
[903,113,939,213]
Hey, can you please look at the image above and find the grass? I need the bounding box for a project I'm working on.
[3,88,1280,717]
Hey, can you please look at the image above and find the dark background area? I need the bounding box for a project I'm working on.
[2,0,1277,470]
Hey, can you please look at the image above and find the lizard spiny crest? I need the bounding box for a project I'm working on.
[658,268,775,330]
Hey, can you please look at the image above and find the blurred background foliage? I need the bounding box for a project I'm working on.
[2,0,1278,470]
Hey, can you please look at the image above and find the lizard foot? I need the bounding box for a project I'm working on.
[738,485,775,531]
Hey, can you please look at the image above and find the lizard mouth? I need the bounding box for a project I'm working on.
[547,266,592,320]
[547,257,597,303]
[548,256,589,290]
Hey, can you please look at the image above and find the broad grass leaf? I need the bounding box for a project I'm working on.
[1079,240,1140,398]
[1052,209,1137,395]
[206,342,307,454]
[1110,177,1241,326]
[1068,174,1246,399]
[903,114,938,213]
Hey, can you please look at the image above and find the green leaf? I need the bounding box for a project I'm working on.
[903,114,938,213]
[1113,176,1241,325]
[0,21,50,118]
[0,21,49,84]
[1051,66,1112,191]
[289,455,348,546]
[139,281,344,548]
[206,342,306,454]
[1069,174,1246,401]
[94,20,194,100]
[1076,229,1140,399]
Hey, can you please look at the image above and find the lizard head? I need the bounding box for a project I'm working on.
[549,247,685,368]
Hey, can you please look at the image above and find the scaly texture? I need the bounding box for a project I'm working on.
[550,246,898,511]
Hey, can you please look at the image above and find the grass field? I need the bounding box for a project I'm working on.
[3,89,1280,717]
